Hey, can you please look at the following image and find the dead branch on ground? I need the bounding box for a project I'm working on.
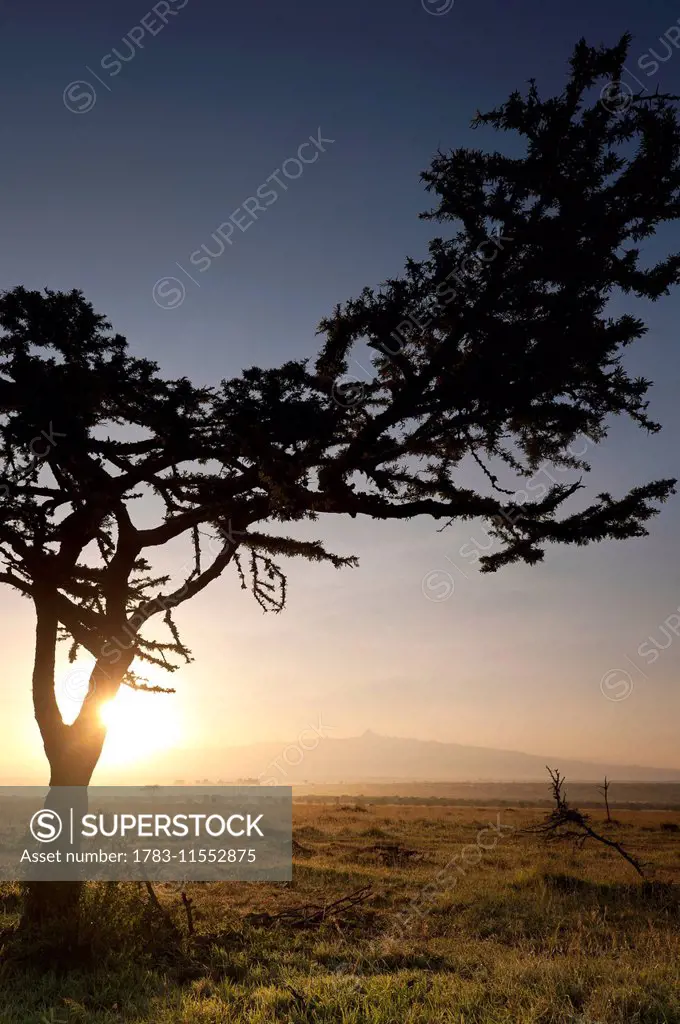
[525,767,645,878]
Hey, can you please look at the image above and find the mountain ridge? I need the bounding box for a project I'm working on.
[148,731,680,783]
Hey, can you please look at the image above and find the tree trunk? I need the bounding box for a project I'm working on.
[22,593,132,947]
[21,879,83,939]
[21,757,94,949]
[21,717,119,942]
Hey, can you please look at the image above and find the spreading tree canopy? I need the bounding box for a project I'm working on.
[0,34,678,787]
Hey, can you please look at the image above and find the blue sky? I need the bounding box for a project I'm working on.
[1,0,679,779]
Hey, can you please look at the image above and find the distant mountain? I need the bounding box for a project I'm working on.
[145,730,680,784]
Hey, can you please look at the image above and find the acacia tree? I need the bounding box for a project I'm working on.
[1,35,678,931]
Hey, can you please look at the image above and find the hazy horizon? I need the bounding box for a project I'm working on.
[4,727,680,787]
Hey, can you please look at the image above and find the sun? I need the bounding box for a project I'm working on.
[98,685,182,765]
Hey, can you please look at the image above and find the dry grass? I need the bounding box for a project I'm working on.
[0,802,679,1022]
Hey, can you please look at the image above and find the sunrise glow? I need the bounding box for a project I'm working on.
[98,686,182,765]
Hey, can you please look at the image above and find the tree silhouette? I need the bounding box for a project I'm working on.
[1,33,679,930]
[598,776,612,823]
[315,34,679,574]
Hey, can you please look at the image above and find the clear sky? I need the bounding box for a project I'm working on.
[1,0,679,781]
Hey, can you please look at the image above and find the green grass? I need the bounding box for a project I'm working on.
[0,804,678,1023]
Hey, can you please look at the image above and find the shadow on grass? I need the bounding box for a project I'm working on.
[0,882,189,1022]
[540,873,678,909]
[0,959,170,1023]
[316,949,453,974]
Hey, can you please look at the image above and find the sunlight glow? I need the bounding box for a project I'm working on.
[99,685,182,765]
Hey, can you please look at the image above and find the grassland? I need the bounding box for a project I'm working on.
[0,802,679,1023]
